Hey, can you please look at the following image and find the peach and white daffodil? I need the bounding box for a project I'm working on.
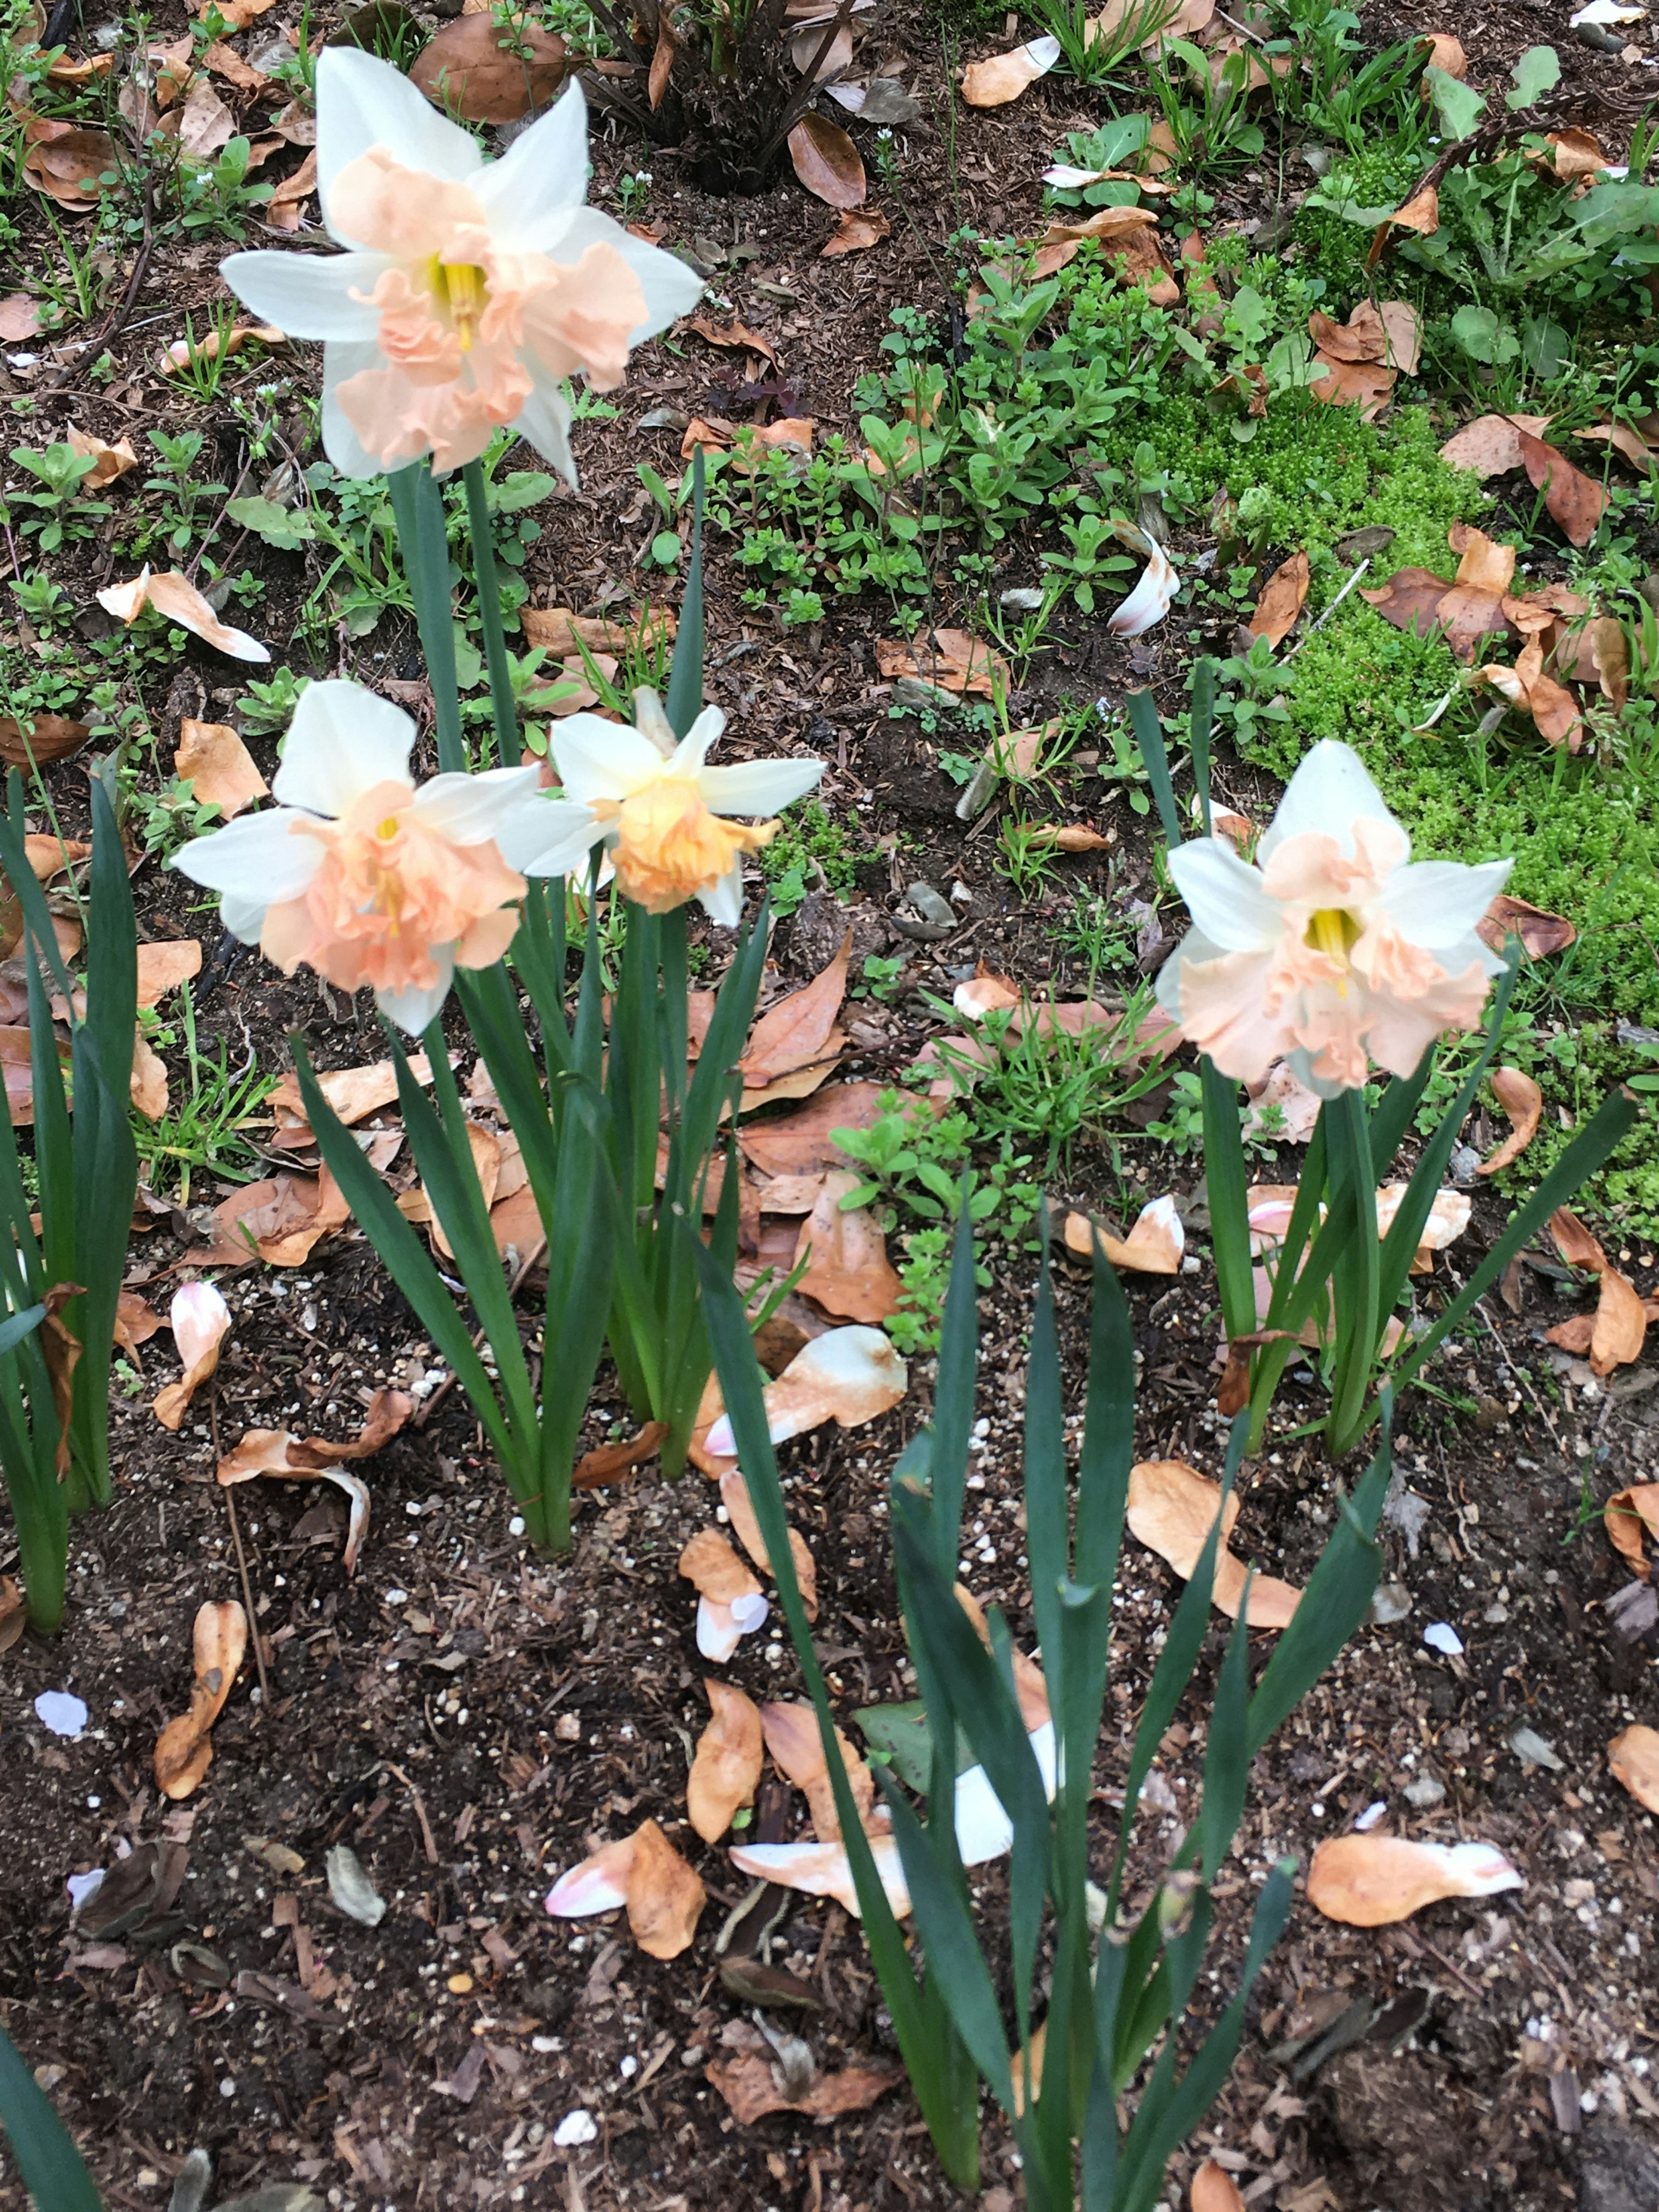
[524,690,824,925]
[219,50,702,481]
[173,679,587,1034]
[1155,740,1512,1096]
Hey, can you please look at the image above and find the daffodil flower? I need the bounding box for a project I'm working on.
[524,690,824,924]
[1156,740,1512,1095]
[219,51,702,480]
[174,679,588,1033]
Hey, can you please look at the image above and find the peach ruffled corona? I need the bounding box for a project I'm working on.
[1156,741,1512,1096]
[521,692,823,925]
[219,51,703,480]
[174,680,590,1033]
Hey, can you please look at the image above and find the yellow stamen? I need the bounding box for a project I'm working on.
[427,256,489,351]
[1305,906,1362,988]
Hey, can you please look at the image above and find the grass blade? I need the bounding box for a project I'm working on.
[0,2021,103,2212]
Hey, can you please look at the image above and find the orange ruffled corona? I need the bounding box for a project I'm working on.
[598,779,776,916]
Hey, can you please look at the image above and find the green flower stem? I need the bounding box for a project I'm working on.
[462,460,521,767]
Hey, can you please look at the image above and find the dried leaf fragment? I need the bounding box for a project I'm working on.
[1608,1724,1659,1813]
[822,207,890,256]
[175,719,269,818]
[719,1466,818,1619]
[1306,1834,1522,1925]
[408,13,567,120]
[791,1172,902,1324]
[1248,550,1309,647]
[688,1679,763,1842]
[706,2050,898,2123]
[97,568,268,663]
[1605,1486,1659,1580]
[1439,412,1553,478]
[1127,1460,1301,1627]
[698,1325,907,1463]
[135,940,204,1009]
[760,1700,874,1840]
[1063,1195,1185,1274]
[216,1389,412,1573]
[1478,1069,1543,1175]
[154,1599,247,1799]
[1477,893,1575,960]
[1192,2162,1249,2212]
[961,33,1060,104]
[1516,430,1608,548]
[65,425,139,489]
[545,1820,704,1958]
[740,934,850,1086]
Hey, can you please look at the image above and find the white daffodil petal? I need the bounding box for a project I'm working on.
[173,809,322,906]
[316,48,481,235]
[220,249,388,341]
[543,206,706,342]
[1168,839,1283,951]
[696,758,824,816]
[320,338,388,480]
[664,706,728,782]
[411,763,543,844]
[549,715,670,804]
[273,680,415,818]
[1259,739,1395,864]
[377,952,456,1038]
[503,804,605,878]
[1378,857,1513,950]
[219,890,269,944]
[510,367,578,489]
[697,865,746,928]
[470,78,591,251]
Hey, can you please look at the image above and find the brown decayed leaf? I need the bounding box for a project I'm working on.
[740,934,850,1086]
[681,415,815,467]
[678,1528,763,1606]
[960,33,1060,105]
[718,1468,818,1619]
[266,1052,441,1144]
[737,1080,892,1178]
[1516,430,1607,549]
[1368,182,1438,265]
[625,1818,705,1958]
[791,1170,902,1325]
[0,1574,24,1654]
[1608,1724,1659,1813]
[1475,636,1583,749]
[760,1700,874,1839]
[66,425,139,489]
[154,1599,247,1799]
[875,627,1009,698]
[98,569,267,662]
[178,73,234,156]
[1417,32,1466,81]
[1306,1834,1523,1925]
[705,2050,898,2123]
[1309,302,1390,364]
[519,604,675,659]
[1477,1068,1543,1175]
[1248,549,1309,647]
[1477,893,1575,960]
[1438,411,1553,479]
[1063,1195,1184,1274]
[0,296,40,342]
[161,322,286,375]
[1192,2161,1249,2212]
[687,1680,763,1843]
[572,1420,667,1488]
[1127,1459,1302,1627]
[954,1584,1050,1729]
[152,1281,232,1430]
[202,38,265,86]
[175,719,268,818]
[263,150,318,230]
[1545,1205,1647,1375]
[1309,353,1395,419]
[1026,823,1113,852]
[38,1285,82,1480]
[1605,1486,1659,1580]
[22,129,116,211]
[191,1167,350,1268]
[0,714,92,769]
[409,14,567,121]
[787,113,866,208]
[689,314,779,367]
[822,207,890,257]
[1538,128,1609,181]
[135,940,203,1011]
[114,1291,165,1358]
[216,1388,412,1573]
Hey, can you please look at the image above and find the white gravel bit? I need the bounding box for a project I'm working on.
[553,2110,599,2147]
[35,1691,89,1738]
[1423,1622,1465,1657]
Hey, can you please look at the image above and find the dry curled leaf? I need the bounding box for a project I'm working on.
[960,32,1059,105]
[719,1466,818,1618]
[1516,430,1607,549]
[0,1574,24,1654]
[518,604,674,660]
[409,13,567,121]
[1605,1486,1659,1580]
[760,1700,873,1840]
[98,568,268,663]
[1478,1068,1543,1175]
[1608,1724,1659,1813]
[216,1388,412,1573]
[791,1171,902,1325]
[1439,411,1552,478]
[1063,1195,1185,1274]
[0,713,92,769]
[22,128,115,211]
[1306,1834,1522,1925]
[136,941,203,1010]
[152,1281,232,1431]
[1474,637,1583,750]
[787,112,866,208]
[875,628,1009,697]
[1127,1459,1302,1627]
[1546,1206,1648,1375]
[822,207,890,256]
[741,934,850,1087]
[706,2050,899,2123]
[1368,181,1439,264]
[687,1679,763,1843]
[1477,893,1575,960]
[1248,550,1309,647]
[66,425,139,489]
[175,719,269,818]
[114,1291,164,1359]
[154,1599,247,1800]
[0,295,40,341]
[190,1168,350,1269]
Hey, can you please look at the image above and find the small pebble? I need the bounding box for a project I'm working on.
[1355,1802,1388,1831]
[1424,1622,1464,1657]
[554,2110,598,2148]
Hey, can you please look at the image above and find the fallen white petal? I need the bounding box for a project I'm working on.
[1424,1622,1465,1657]
[35,1691,89,1738]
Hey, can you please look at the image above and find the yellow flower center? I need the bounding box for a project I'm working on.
[1305,906,1363,988]
[426,256,489,350]
[377,816,400,841]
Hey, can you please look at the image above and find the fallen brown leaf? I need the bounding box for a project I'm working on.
[791,1171,902,1325]
[136,940,203,1010]
[22,129,115,211]
[1474,636,1584,749]
[787,112,865,207]
[0,1574,24,1654]
[679,1527,764,1605]
[1192,2161,1249,2212]
[1605,1485,1659,1580]
[1439,412,1552,477]
[706,2050,899,2123]
[737,1080,892,1178]
[954,1584,1050,1730]
[1306,1834,1523,1925]
[1476,893,1575,960]
[875,627,1009,698]
[262,149,318,230]
[114,1291,165,1359]
[1368,181,1438,265]
[1248,549,1309,647]
[822,207,890,256]
[1477,1069,1543,1176]
[161,323,286,375]
[519,604,674,659]
[175,719,269,818]
[216,1388,412,1573]
[152,1281,232,1431]
[178,73,234,156]
[719,1467,819,1619]
[623,1818,706,1958]
[1063,1195,1185,1274]
[409,13,567,120]
[1127,1459,1302,1627]
[98,568,267,662]
[1309,352,1394,419]
[1516,430,1607,549]
[266,1051,442,1144]
[572,1421,667,1488]
[740,934,850,1087]
[687,1679,763,1843]
[0,296,40,341]
[1545,1206,1647,1376]
[960,32,1060,105]
[1608,1724,1659,1813]
[761,1699,874,1840]
[154,1598,247,1799]
[66,425,139,489]
[689,314,779,367]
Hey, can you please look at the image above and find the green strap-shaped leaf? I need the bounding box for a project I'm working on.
[0,2021,104,2212]
[1125,688,1183,850]
[386,461,464,772]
